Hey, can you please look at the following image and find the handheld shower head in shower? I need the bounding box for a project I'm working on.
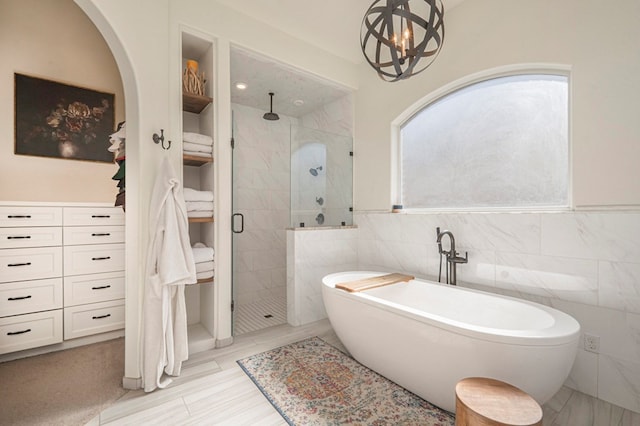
[309,166,323,176]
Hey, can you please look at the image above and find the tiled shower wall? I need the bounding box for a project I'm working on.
[232,103,290,305]
[355,210,640,413]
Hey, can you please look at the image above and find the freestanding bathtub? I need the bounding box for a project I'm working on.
[322,271,580,413]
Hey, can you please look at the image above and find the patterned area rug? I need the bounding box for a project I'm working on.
[237,337,454,425]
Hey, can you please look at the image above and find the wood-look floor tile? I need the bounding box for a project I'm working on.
[92,319,639,426]
[102,397,190,426]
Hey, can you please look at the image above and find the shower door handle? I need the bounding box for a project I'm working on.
[232,213,244,234]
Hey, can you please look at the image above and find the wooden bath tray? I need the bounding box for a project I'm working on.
[336,273,415,293]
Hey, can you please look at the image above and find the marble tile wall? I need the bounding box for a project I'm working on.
[232,103,291,306]
[355,210,640,413]
[299,94,353,138]
[286,227,358,326]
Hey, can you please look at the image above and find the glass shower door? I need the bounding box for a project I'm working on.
[290,125,353,228]
[230,110,242,335]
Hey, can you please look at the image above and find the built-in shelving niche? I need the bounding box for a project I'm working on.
[181,30,216,354]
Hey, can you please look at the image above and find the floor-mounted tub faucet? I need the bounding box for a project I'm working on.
[436,227,468,285]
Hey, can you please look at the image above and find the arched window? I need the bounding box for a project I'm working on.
[400,74,569,210]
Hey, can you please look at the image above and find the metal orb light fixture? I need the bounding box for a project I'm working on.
[361,0,445,82]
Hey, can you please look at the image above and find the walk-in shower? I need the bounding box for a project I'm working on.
[230,45,353,336]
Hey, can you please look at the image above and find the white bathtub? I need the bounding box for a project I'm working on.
[322,271,580,413]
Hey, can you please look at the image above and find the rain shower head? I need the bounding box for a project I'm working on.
[309,166,323,176]
[263,92,280,121]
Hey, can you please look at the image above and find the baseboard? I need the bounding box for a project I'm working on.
[122,376,142,390]
[0,329,124,363]
[215,336,233,348]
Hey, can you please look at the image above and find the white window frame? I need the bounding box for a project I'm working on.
[390,64,573,212]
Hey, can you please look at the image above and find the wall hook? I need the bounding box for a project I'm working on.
[152,129,171,150]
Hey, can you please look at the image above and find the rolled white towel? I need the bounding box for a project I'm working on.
[183,142,212,154]
[183,150,212,159]
[187,210,213,218]
[195,260,214,273]
[183,132,213,146]
[196,270,214,280]
[185,201,214,211]
[183,188,213,202]
[192,245,214,263]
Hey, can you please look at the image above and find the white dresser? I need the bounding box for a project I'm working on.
[0,204,124,355]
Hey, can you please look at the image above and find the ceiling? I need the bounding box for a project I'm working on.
[226,0,465,117]
[230,47,351,118]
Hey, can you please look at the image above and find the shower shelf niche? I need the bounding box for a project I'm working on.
[182,92,212,114]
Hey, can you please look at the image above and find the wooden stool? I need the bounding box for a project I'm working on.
[455,377,543,426]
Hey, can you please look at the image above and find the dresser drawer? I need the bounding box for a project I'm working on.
[63,243,124,276]
[0,207,62,227]
[0,247,63,283]
[0,310,63,354]
[64,271,125,307]
[63,207,124,226]
[64,299,124,339]
[0,278,63,317]
[63,226,124,246]
[0,227,62,249]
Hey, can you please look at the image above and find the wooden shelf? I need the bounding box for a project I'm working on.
[188,216,214,223]
[196,277,214,284]
[183,154,213,167]
[183,92,213,114]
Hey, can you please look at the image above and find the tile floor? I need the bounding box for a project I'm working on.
[233,296,287,336]
[88,319,640,425]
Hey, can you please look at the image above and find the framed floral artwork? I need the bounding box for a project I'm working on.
[14,73,115,163]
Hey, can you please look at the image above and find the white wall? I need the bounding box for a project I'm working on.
[354,0,640,210]
[352,0,640,413]
[0,0,125,202]
[77,0,359,386]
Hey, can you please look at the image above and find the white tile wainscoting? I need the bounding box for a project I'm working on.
[355,211,640,414]
[286,227,358,326]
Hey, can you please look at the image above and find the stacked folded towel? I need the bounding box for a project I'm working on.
[183,132,213,158]
[192,242,214,280]
[184,188,214,218]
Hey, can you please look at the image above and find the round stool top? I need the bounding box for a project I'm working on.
[455,377,542,425]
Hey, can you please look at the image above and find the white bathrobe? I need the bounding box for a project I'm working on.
[142,157,197,392]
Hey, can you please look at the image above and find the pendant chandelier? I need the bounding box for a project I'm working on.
[361,0,445,82]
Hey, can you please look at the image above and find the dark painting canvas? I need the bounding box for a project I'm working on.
[14,73,115,163]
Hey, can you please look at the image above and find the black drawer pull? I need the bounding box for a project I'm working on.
[7,328,31,336]
[92,314,111,320]
[8,215,31,219]
[8,295,32,301]
[91,285,111,290]
[91,233,111,237]
[8,262,31,267]
[91,256,111,261]
[91,215,111,218]
[7,236,31,240]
